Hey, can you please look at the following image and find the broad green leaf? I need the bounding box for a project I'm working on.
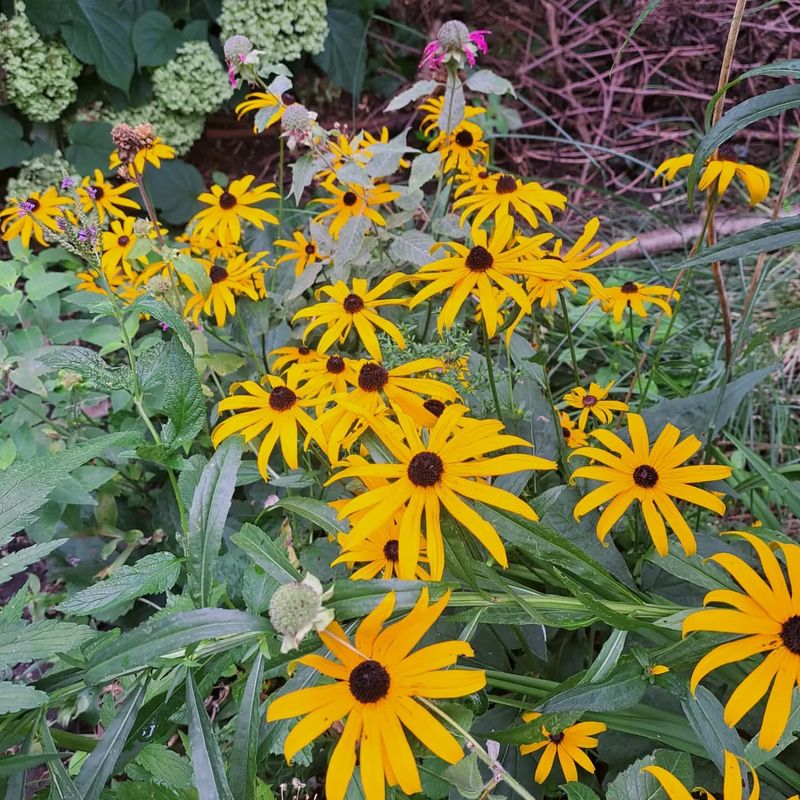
[0,621,95,668]
[329,579,434,619]
[85,609,270,684]
[365,129,416,179]
[408,152,441,193]
[57,553,181,616]
[132,11,183,67]
[647,548,734,592]
[0,538,67,584]
[606,749,693,800]
[75,681,147,800]
[290,154,315,204]
[441,751,483,799]
[388,230,439,267]
[271,496,347,536]
[35,345,132,392]
[385,79,440,112]
[231,523,301,584]
[314,7,366,98]
[465,69,515,97]
[540,665,647,713]
[333,215,371,268]
[185,671,235,800]
[562,784,601,800]
[745,692,800,767]
[0,682,47,714]
[681,685,743,772]
[0,110,32,171]
[187,437,242,606]
[174,253,212,296]
[131,744,193,789]
[112,782,197,800]
[160,338,205,450]
[65,121,115,176]
[144,160,204,225]
[229,651,265,800]
[127,296,194,352]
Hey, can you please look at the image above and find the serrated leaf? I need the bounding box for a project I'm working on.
[160,338,204,449]
[132,11,183,67]
[465,69,516,97]
[35,345,132,392]
[562,784,601,800]
[0,621,95,668]
[229,651,265,800]
[387,230,438,267]
[132,744,194,789]
[336,162,373,187]
[271,496,348,536]
[187,437,242,606]
[0,538,67,585]
[333,215,371,268]
[231,523,301,584]
[606,749,693,800]
[0,682,48,714]
[365,129,416,179]
[57,553,181,616]
[385,79,440,111]
[127,295,194,352]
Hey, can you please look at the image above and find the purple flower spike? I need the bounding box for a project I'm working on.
[61,176,75,189]
[18,200,36,217]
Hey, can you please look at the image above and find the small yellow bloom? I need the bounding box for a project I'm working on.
[294,353,360,403]
[563,381,629,430]
[101,217,139,273]
[235,91,285,132]
[429,119,489,174]
[595,281,679,323]
[649,664,670,676]
[312,181,399,240]
[270,345,324,376]
[109,137,175,175]
[273,230,326,277]
[644,750,759,800]
[77,170,139,223]
[559,411,587,449]
[0,187,72,248]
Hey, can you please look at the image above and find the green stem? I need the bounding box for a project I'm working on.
[558,291,580,385]
[628,308,643,401]
[234,312,261,367]
[480,320,503,420]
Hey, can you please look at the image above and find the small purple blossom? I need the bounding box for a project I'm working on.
[78,225,98,243]
[159,322,170,331]
[17,200,36,217]
[56,216,69,231]
[61,176,75,189]
[86,185,99,200]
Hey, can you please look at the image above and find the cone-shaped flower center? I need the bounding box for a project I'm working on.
[562,426,572,438]
[343,293,365,313]
[26,198,40,212]
[781,616,800,655]
[466,245,494,272]
[383,538,399,562]
[209,265,229,284]
[621,282,639,294]
[633,465,659,488]
[407,451,444,487]
[92,185,105,200]
[582,394,597,407]
[717,143,738,162]
[118,235,130,246]
[326,355,345,374]
[549,732,565,744]
[455,130,474,147]
[299,345,311,355]
[496,174,517,194]
[358,363,388,392]
[218,191,237,210]
[349,659,391,703]
[304,243,316,254]
[342,191,358,206]
[423,398,446,417]
[269,385,297,411]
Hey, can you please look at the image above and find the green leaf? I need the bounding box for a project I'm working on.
[132,11,183,67]
[229,651,265,800]
[187,437,242,606]
[606,749,693,800]
[744,694,800,767]
[35,345,132,392]
[271,496,347,536]
[465,69,516,97]
[333,215,370,268]
[365,128,416,179]
[388,230,439,267]
[681,685,743,773]
[314,7,366,97]
[40,722,82,800]
[160,338,205,450]
[385,79,440,112]
[539,665,647,713]
[231,523,301,584]
[75,681,147,800]
[0,682,47,714]
[185,671,235,800]
[439,74,465,134]
[144,160,204,225]
[0,621,95,668]
[85,609,270,684]
[174,253,212,296]
[687,85,800,207]
[0,753,62,779]
[582,629,627,685]
[0,110,32,171]
[58,553,182,616]
[562,784,601,800]
[441,752,483,799]
[60,0,135,92]
[127,296,194,352]
[131,744,194,789]
[290,154,315,204]
[1,727,35,800]
[328,579,433,619]
[0,431,139,546]
[65,121,115,176]
[0,538,67,585]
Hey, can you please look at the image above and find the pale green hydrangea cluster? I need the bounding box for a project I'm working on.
[0,2,82,123]
[101,101,205,156]
[219,0,329,63]
[152,40,233,116]
[5,152,71,203]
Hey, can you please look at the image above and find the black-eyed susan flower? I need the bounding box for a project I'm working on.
[563,381,629,430]
[212,373,319,479]
[313,180,400,240]
[109,135,175,176]
[595,281,680,323]
[330,405,555,579]
[266,589,485,800]
[292,275,408,361]
[191,176,279,245]
[177,229,243,261]
[654,145,770,205]
[429,119,490,174]
[182,252,266,327]
[273,230,326,276]
[77,170,139,223]
[295,354,360,402]
[270,345,324,376]
[0,187,72,248]
[644,750,760,800]
[519,712,606,784]
[101,217,139,273]
[419,95,485,137]
[572,412,732,556]
[452,173,567,233]
[559,411,587,449]
[684,533,800,750]
[408,216,552,338]
[235,91,285,132]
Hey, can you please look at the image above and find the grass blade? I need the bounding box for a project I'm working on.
[229,651,265,800]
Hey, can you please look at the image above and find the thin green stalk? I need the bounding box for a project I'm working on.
[234,312,261,366]
[558,291,580,385]
[480,321,503,420]
[628,308,643,401]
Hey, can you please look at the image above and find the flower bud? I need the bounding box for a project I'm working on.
[268,573,334,653]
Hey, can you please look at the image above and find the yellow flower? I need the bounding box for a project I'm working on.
[235,91,285,132]
[191,176,279,245]
[519,712,606,784]
[452,173,567,233]
[274,230,326,276]
[429,119,489,174]
[295,353,360,403]
[595,281,680,323]
[408,216,551,338]
[109,137,174,175]
[182,252,265,327]
[313,181,400,240]
[563,381,629,430]
[77,170,139,223]
[0,187,72,248]
[212,373,319,479]
[654,146,770,205]
[572,412,733,556]
[292,275,407,361]
[649,664,670,676]
[644,750,759,800]
[177,229,243,261]
[684,533,800,750]
[270,345,324,376]
[419,95,485,136]
[559,411,587,449]
[330,405,555,579]
[101,217,139,273]
[266,589,485,800]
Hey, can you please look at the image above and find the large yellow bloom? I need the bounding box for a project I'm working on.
[419,95,485,136]
[572,413,732,556]
[235,91,285,132]
[644,750,761,800]
[292,275,407,361]
[563,381,629,430]
[273,230,326,277]
[429,119,489,174]
[312,181,400,240]
[330,405,555,579]
[408,216,551,337]
[654,146,770,205]
[191,176,279,245]
[684,533,800,750]
[519,712,606,784]
[77,170,139,223]
[212,373,319,479]
[0,187,72,248]
[266,589,485,800]
[595,281,679,323]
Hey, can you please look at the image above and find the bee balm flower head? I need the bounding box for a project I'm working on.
[268,572,334,653]
[420,20,490,70]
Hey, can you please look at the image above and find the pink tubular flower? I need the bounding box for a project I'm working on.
[420,20,490,69]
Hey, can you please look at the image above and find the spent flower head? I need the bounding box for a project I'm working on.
[268,572,334,653]
[280,103,318,150]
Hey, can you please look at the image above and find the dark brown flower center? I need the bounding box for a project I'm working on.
[326,355,345,374]
[342,191,358,207]
[562,426,572,438]
[496,174,517,194]
[455,130,474,147]
[383,539,399,562]
[478,170,490,179]
[349,659,390,703]
[465,245,493,272]
[218,191,237,210]
[407,451,444,487]
[118,235,130,246]
[26,198,40,212]
[92,185,105,200]
[717,143,738,162]
[621,282,638,294]
[633,465,659,488]
[343,293,365,314]
[209,265,228,284]
[304,243,316,254]
[299,345,311,355]
[423,398,445,417]
[582,394,597,407]
[358,362,388,392]
[269,385,297,411]
[780,616,800,655]
[549,732,565,744]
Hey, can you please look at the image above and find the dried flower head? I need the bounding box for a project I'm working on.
[268,573,334,653]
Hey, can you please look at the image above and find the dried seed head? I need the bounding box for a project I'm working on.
[111,123,154,165]
[268,573,334,653]
[223,34,253,62]
[437,20,471,49]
